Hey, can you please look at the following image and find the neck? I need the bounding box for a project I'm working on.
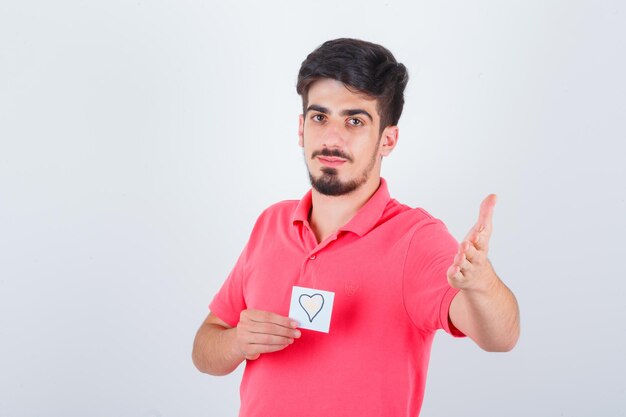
[309,176,381,243]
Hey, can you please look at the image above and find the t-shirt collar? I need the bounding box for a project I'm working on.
[291,178,391,237]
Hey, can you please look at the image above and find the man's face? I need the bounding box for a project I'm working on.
[299,78,397,196]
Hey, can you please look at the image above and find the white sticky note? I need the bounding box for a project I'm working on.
[288,286,335,333]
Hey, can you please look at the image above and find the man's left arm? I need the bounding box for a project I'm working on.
[447,194,520,352]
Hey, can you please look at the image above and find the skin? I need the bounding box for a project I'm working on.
[447,195,520,351]
[192,79,519,376]
[298,79,399,243]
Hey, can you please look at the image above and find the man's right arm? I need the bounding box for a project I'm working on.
[192,310,301,376]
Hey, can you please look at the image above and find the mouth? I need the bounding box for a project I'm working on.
[317,156,347,167]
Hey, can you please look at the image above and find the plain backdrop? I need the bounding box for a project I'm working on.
[1,1,625,416]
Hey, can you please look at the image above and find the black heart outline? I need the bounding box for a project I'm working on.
[298,293,325,322]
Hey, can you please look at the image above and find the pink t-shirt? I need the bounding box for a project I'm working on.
[210,179,464,417]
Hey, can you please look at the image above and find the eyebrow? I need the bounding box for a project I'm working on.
[306,104,373,122]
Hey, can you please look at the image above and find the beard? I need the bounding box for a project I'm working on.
[306,142,380,196]
[308,167,365,196]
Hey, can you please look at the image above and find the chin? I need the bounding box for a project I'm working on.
[308,170,365,197]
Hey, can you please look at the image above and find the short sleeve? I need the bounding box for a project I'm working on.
[403,219,465,337]
[208,244,248,327]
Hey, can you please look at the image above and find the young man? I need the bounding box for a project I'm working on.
[192,38,520,416]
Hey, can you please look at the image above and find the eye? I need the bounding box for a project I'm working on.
[311,114,326,122]
[348,118,363,126]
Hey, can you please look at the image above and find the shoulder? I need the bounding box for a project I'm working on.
[366,198,455,253]
[401,206,458,257]
[381,198,448,232]
[255,199,299,224]
[246,199,299,239]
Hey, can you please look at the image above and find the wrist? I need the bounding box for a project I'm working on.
[224,327,247,363]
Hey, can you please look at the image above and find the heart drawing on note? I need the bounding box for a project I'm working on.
[298,293,325,322]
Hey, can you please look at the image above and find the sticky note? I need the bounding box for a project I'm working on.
[288,286,335,333]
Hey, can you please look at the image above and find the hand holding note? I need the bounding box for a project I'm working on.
[234,310,301,360]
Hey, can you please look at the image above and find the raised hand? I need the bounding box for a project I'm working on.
[447,194,499,292]
[235,310,301,360]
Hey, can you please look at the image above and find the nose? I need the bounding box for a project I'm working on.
[322,121,345,148]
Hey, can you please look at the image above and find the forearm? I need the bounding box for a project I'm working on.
[451,276,520,352]
[192,323,245,376]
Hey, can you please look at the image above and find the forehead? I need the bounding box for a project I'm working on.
[306,79,379,118]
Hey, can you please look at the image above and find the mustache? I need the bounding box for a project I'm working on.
[311,148,353,162]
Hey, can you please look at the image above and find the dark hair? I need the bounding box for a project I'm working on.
[296,38,409,132]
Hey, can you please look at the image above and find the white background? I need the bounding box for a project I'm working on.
[1,1,625,416]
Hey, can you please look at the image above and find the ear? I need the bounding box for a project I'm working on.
[298,114,304,148]
[379,126,399,157]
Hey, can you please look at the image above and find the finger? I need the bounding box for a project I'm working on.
[461,195,497,246]
[446,264,464,288]
[446,264,460,279]
[457,240,484,263]
[452,251,465,267]
[237,330,297,360]
[466,198,496,252]
[461,240,483,264]
[244,332,296,346]
[250,343,292,353]
[462,220,490,246]
[476,194,497,235]
[473,228,490,252]
[241,321,301,340]
[242,342,291,360]
[462,223,480,243]
[457,255,472,274]
[243,310,298,329]
[245,352,261,360]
